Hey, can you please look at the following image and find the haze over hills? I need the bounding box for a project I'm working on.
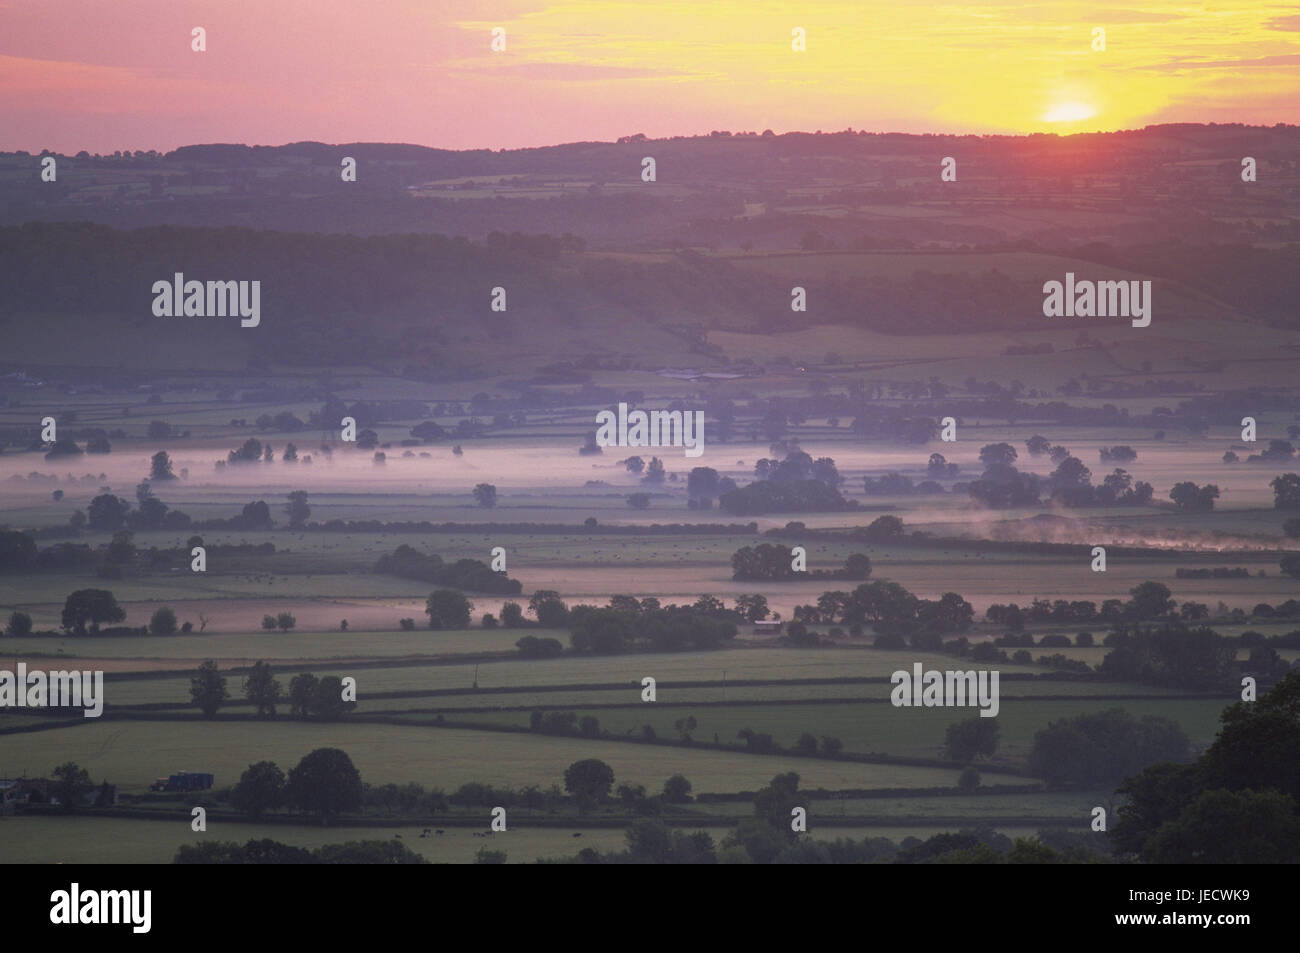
[1,124,1298,377]
[4,124,1299,243]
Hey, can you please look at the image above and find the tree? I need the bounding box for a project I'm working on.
[863,515,904,540]
[231,761,286,819]
[1281,554,1300,580]
[734,594,769,621]
[673,714,697,742]
[286,748,363,825]
[1100,622,1236,690]
[285,490,310,528]
[86,494,130,531]
[190,659,228,717]
[150,450,175,481]
[1142,788,1300,864]
[228,437,263,463]
[642,457,666,484]
[426,589,473,629]
[61,589,125,635]
[6,610,33,637]
[500,602,524,627]
[753,771,801,831]
[1128,581,1175,619]
[262,615,277,631]
[289,673,319,718]
[106,529,136,564]
[564,758,615,806]
[51,762,92,812]
[1028,708,1188,788]
[663,774,693,803]
[979,443,1018,466]
[843,553,872,580]
[310,675,356,721]
[472,483,498,508]
[944,717,1000,761]
[283,443,298,462]
[927,453,957,477]
[1050,456,1091,489]
[44,436,83,459]
[243,660,282,717]
[530,590,569,627]
[1283,518,1300,539]
[411,421,447,442]
[0,530,37,571]
[241,500,273,529]
[968,463,1040,508]
[1026,435,1052,456]
[276,612,297,632]
[957,766,981,793]
[687,467,720,500]
[149,606,178,636]
[622,456,645,474]
[1170,481,1219,512]
[626,492,651,509]
[1272,473,1300,510]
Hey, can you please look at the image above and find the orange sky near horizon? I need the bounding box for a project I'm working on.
[2,0,1299,154]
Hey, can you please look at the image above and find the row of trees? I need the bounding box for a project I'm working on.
[986,580,1300,632]
[228,747,362,824]
[375,544,520,594]
[731,543,870,581]
[189,660,356,720]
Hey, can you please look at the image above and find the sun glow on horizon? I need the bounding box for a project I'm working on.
[1043,102,1098,123]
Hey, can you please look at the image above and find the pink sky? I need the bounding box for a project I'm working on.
[2,0,1299,154]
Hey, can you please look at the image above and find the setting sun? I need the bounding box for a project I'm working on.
[1044,102,1098,123]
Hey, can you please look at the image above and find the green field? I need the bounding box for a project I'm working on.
[0,815,1058,864]
[454,696,1229,761]
[2,721,971,796]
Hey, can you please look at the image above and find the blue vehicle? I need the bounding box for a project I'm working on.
[149,772,214,792]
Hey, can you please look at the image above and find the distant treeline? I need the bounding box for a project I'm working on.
[373,545,521,595]
[304,519,760,535]
[731,543,871,582]
[720,479,858,516]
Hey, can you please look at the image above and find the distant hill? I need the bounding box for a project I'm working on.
[1,124,1296,375]
[1,124,1296,246]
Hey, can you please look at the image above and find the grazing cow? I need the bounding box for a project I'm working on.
[435,830,445,835]
[572,833,582,838]
[394,833,402,839]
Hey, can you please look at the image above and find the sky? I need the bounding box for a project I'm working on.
[2,0,1299,154]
